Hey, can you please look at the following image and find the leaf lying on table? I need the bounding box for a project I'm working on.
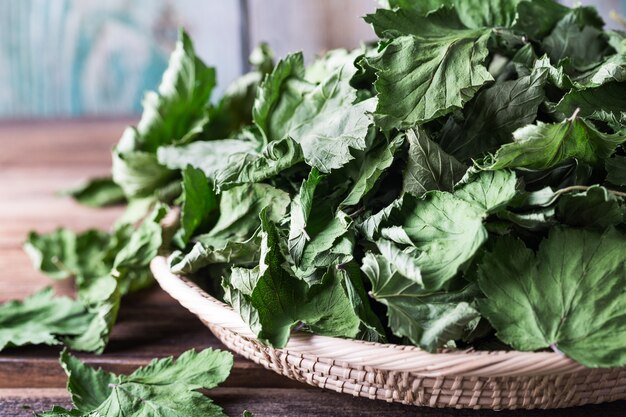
[478,227,626,367]
[37,348,234,417]
[24,206,167,353]
[0,288,92,351]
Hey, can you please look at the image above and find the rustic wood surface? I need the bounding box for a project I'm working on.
[0,119,625,416]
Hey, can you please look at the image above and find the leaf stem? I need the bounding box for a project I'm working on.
[554,185,626,199]
[549,343,565,356]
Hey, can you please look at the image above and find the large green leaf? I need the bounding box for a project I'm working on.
[387,0,520,29]
[478,228,626,367]
[484,117,626,170]
[0,288,92,351]
[365,7,493,130]
[362,251,481,351]
[514,0,569,39]
[402,128,467,195]
[370,171,516,288]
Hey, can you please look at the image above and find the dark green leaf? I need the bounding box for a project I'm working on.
[176,166,218,247]
[402,128,467,195]
[438,68,547,160]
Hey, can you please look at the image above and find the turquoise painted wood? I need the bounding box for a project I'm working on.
[0,0,242,118]
[0,0,624,119]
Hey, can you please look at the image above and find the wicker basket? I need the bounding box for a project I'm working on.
[150,256,626,410]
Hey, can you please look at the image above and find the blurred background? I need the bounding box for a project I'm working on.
[0,0,624,120]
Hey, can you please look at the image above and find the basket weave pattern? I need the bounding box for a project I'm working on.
[151,257,626,410]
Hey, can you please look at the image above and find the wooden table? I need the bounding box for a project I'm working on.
[0,120,624,417]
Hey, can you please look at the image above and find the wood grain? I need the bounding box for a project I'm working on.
[2,388,626,417]
[1,120,625,416]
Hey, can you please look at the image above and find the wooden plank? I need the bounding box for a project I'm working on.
[2,388,626,417]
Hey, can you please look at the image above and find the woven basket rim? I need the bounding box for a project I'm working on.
[149,256,613,378]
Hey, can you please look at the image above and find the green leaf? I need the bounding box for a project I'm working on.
[176,166,218,247]
[66,275,120,354]
[199,183,290,247]
[365,7,493,130]
[556,82,626,125]
[223,210,360,347]
[169,237,261,275]
[25,229,111,281]
[337,262,387,342]
[112,140,175,199]
[387,0,520,28]
[542,7,610,72]
[134,30,216,152]
[514,0,569,39]
[362,251,481,351]
[254,52,376,172]
[478,228,626,367]
[606,156,626,186]
[288,170,354,274]
[50,348,233,416]
[556,185,625,229]
[253,53,306,145]
[484,117,626,170]
[340,134,404,207]
[402,128,467,196]
[0,288,92,351]
[157,139,258,179]
[60,348,116,411]
[380,192,488,289]
[573,54,626,88]
[215,136,304,189]
[64,177,125,208]
[438,68,547,160]
[288,169,324,265]
[454,170,518,213]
